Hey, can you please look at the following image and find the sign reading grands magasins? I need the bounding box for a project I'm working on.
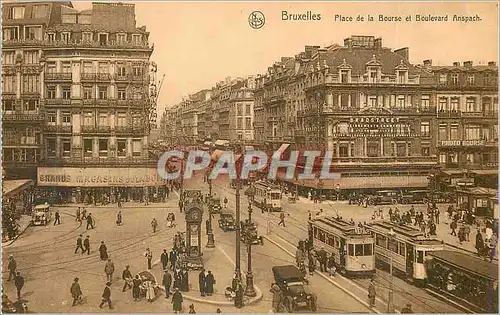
[37,167,163,187]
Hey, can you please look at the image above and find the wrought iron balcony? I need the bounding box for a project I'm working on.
[96,73,111,81]
[437,110,461,118]
[45,72,72,81]
[81,73,97,81]
[3,38,154,51]
[44,125,72,133]
[81,125,111,133]
[2,136,41,146]
[45,98,72,106]
[461,111,483,118]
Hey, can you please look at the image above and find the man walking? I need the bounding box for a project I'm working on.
[76,207,81,222]
[70,277,83,306]
[223,197,228,208]
[170,248,177,270]
[161,249,169,271]
[104,259,115,283]
[317,247,328,272]
[145,248,153,270]
[54,210,61,225]
[86,213,94,230]
[7,255,17,281]
[163,269,173,298]
[151,218,158,233]
[83,235,91,255]
[122,265,133,292]
[277,212,286,227]
[99,282,112,309]
[14,272,25,300]
[198,269,206,297]
[368,279,376,307]
[75,235,84,254]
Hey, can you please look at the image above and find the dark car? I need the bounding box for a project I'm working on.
[209,197,222,214]
[240,221,263,245]
[369,190,399,205]
[218,213,236,232]
[272,265,317,312]
[399,190,430,204]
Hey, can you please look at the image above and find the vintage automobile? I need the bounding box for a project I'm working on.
[399,190,430,204]
[31,204,52,226]
[218,213,236,231]
[369,190,399,205]
[272,265,317,312]
[240,220,264,245]
[2,291,28,313]
[209,197,222,214]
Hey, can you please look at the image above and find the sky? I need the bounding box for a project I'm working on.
[71,1,498,115]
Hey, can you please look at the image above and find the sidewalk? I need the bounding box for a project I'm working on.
[2,215,32,245]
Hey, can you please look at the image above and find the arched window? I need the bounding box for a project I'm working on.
[26,127,33,137]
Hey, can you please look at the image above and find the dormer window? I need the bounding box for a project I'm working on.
[98,33,108,45]
[82,32,92,42]
[397,71,407,84]
[8,6,25,19]
[25,26,42,40]
[132,34,142,45]
[61,32,70,44]
[117,33,126,44]
[451,73,458,85]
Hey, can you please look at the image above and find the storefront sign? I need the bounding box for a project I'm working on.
[462,140,485,146]
[440,140,461,147]
[37,167,163,187]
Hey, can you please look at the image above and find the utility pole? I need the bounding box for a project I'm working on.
[387,229,396,313]
[245,200,256,297]
[206,178,215,248]
[234,157,243,308]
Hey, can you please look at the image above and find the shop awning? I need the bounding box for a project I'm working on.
[274,143,290,156]
[3,179,34,197]
[277,173,429,190]
[471,170,498,176]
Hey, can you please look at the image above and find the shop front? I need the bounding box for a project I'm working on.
[2,179,35,216]
[37,167,167,205]
[456,186,498,217]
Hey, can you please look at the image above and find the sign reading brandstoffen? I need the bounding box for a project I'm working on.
[37,167,163,187]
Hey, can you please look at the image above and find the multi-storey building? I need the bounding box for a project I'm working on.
[429,61,498,189]
[2,2,161,203]
[2,1,69,179]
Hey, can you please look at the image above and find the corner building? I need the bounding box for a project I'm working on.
[15,2,162,203]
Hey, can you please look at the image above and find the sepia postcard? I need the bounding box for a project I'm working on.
[1,0,498,313]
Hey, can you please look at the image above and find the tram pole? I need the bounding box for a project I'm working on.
[387,229,396,313]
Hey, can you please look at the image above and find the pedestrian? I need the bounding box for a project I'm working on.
[7,255,17,281]
[116,211,122,226]
[205,270,215,296]
[278,212,286,227]
[270,283,282,313]
[104,259,115,283]
[188,303,196,314]
[317,247,327,272]
[74,234,84,254]
[99,282,112,309]
[76,207,81,222]
[308,253,316,275]
[170,248,177,270]
[145,248,153,269]
[122,265,133,292]
[327,253,336,277]
[475,229,485,256]
[132,275,141,301]
[401,303,413,313]
[83,235,91,255]
[161,249,169,271]
[173,267,182,290]
[14,272,24,300]
[450,220,457,236]
[198,269,206,297]
[368,279,376,307]
[181,268,189,292]
[54,210,61,225]
[86,213,94,230]
[145,279,155,302]
[223,197,228,208]
[171,288,183,314]
[151,218,158,233]
[465,224,471,242]
[163,270,173,298]
[435,208,440,224]
[70,277,83,306]
[99,241,108,260]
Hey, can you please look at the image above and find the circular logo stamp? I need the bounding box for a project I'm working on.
[248,11,265,29]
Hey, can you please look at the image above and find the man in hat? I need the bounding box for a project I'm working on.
[161,249,169,271]
[86,213,94,230]
[163,269,173,298]
[83,235,90,255]
[7,255,17,281]
[122,265,133,292]
[14,272,25,300]
[70,277,83,306]
[367,279,376,307]
[171,287,183,314]
[99,282,112,309]
[75,235,84,254]
[104,259,115,283]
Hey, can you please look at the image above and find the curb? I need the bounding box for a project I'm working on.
[263,234,383,314]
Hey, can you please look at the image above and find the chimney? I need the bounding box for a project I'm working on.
[488,61,496,66]
[394,47,409,61]
[374,38,382,49]
[453,62,460,67]
[463,61,473,68]
[423,59,432,67]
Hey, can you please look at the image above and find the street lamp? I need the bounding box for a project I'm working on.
[244,202,257,297]
[234,157,243,308]
[387,228,396,313]
[206,178,215,248]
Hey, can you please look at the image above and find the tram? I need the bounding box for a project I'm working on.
[309,217,376,277]
[253,181,282,212]
[365,221,444,284]
[426,250,498,313]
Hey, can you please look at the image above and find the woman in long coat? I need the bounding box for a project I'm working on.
[270,283,282,312]
[181,268,189,292]
[171,288,183,314]
[145,280,155,302]
[173,268,182,290]
[132,275,141,301]
[99,242,108,260]
[205,271,215,296]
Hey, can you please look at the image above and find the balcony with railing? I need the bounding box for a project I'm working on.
[3,38,154,51]
[461,111,483,118]
[329,155,437,165]
[80,125,112,133]
[2,136,41,146]
[44,125,72,133]
[113,125,147,134]
[40,156,156,167]
[45,98,71,106]
[2,111,45,122]
[96,73,112,82]
[437,110,461,118]
[45,72,72,82]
